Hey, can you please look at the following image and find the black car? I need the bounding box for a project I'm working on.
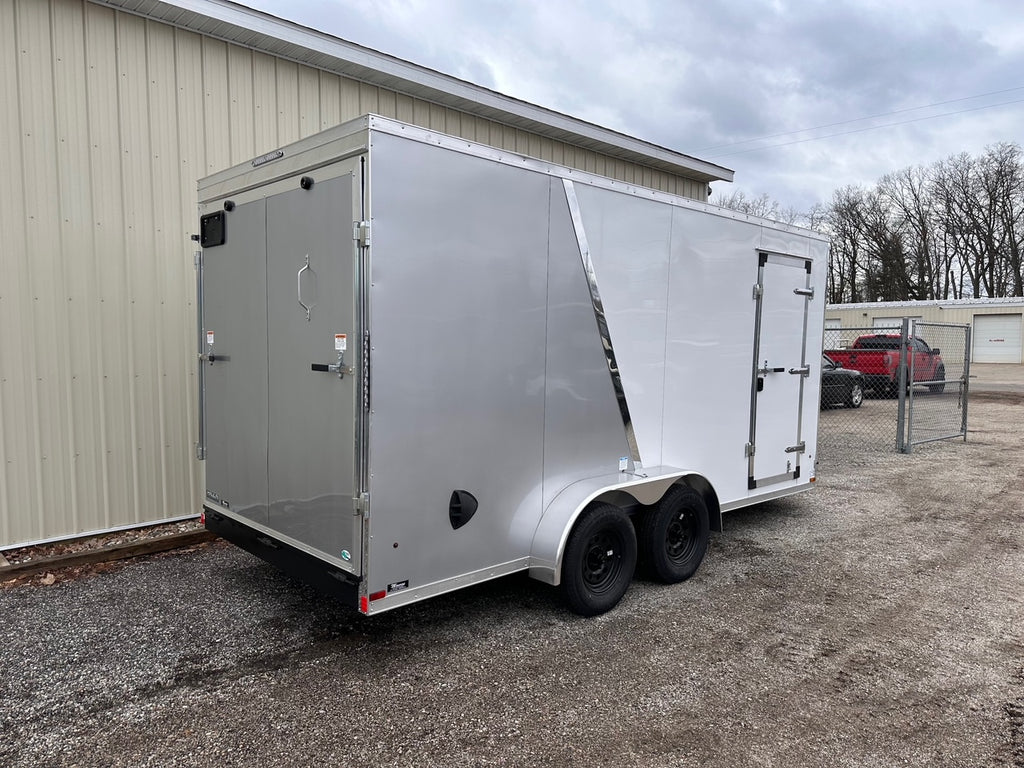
[821,354,864,409]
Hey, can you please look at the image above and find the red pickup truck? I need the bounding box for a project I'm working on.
[825,334,946,395]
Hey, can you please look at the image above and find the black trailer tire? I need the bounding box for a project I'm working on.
[561,504,637,616]
[639,485,710,583]
[846,381,864,408]
[929,365,946,394]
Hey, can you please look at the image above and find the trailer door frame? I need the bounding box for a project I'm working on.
[747,250,813,489]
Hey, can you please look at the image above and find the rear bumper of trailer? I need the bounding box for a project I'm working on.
[204,508,361,607]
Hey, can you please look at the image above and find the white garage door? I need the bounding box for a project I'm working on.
[973,314,1022,363]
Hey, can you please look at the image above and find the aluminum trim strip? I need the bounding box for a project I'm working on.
[561,178,641,467]
[363,557,532,614]
[794,265,812,473]
[751,471,799,488]
[195,250,207,460]
[720,483,811,513]
[747,255,766,479]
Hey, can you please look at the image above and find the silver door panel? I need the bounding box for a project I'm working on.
[202,199,269,522]
[266,175,361,570]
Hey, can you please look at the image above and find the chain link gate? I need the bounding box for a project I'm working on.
[818,319,971,459]
[901,320,971,452]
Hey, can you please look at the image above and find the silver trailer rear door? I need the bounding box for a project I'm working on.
[202,159,364,576]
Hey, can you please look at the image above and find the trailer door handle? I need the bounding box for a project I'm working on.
[199,352,230,364]
[312,362,353,378]
[789,366,810,376]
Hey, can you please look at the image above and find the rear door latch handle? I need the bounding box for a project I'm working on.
[312,351,351,379]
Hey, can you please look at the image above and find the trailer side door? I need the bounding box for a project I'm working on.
[747,251,812,488]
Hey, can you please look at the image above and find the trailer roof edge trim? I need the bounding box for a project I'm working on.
[199,114,827,241]
[89,0,734,184]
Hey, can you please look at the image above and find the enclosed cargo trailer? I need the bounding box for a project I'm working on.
[196,115,828,616]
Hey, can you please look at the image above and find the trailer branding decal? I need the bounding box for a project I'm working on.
[387,580,410,594]
[251,149,284,168]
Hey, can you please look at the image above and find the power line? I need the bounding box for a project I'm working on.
[704,97,1024,159]
[696,85,1024,153]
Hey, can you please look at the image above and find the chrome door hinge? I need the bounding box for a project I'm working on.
[353,220,371,248]
[195,442,206,460]
[353,492,369,516]
[752,284,763,300]
[194,251,202,268]
[745,442,755,457]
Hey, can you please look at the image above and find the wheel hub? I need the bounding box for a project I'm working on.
[665,510,697,561]
[582,533,621,593]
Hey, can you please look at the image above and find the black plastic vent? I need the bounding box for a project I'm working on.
[449,490,478,530]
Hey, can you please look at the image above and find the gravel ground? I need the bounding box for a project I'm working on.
[1,394,1022,767]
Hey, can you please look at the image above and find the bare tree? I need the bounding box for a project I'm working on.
[713,190,801,226]
[823,143,1023,302]
[717,145,1023,303]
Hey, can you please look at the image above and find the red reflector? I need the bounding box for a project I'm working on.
[369,590,387,602]
[199,511,206,525]
[359,596,369,614]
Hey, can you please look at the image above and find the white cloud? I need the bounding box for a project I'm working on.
[244,0,1024,212]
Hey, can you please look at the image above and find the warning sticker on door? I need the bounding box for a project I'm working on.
[335,333,347,352]
[206,330,215,346]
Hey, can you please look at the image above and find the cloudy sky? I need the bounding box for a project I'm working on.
[246,0,1023,213]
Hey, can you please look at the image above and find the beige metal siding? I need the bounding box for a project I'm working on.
[0,0,711,547]
[825,302,1024,363]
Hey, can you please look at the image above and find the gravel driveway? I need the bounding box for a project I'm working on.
[2,394,1022,767]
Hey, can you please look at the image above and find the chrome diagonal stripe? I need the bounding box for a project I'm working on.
[562,178,642,468]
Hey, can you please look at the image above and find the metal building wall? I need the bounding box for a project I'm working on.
[825,301,1024,329]
[825,300,1024,362]
[0,0,710,548]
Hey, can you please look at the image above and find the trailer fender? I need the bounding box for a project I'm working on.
[528,467,721,586]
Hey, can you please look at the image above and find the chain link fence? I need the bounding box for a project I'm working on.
[818,320,971,457]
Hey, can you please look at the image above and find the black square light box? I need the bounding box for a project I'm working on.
[200,211,226,247]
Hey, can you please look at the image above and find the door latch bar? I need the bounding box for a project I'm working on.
[312,350,352,379]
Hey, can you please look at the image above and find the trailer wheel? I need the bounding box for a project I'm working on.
[561,504,637,616]
[639,485,709,583]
